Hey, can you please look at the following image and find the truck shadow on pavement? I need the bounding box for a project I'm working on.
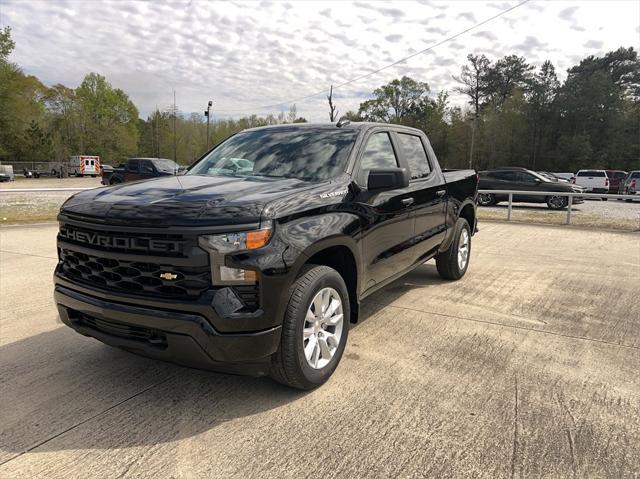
[1,265,448,455]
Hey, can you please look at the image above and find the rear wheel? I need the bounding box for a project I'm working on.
[110,177,122,185]
[546,195,568,210]
[477,193,495,206]
[436,218,471,280]
[270,265,349,390]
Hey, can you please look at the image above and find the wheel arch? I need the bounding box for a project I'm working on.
[459,201,476,234]
[293,239,361,324]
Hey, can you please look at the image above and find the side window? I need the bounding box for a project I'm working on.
[495,171,517,181]
[359,132,398,182]
[397,134,431,179]
[517,172,537,183]
[141,160,154,173]
[126,160,140,172]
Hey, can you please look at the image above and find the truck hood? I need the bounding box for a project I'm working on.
[60,174,321,227]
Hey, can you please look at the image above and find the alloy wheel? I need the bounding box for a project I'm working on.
[303,287,344,369]
[458,229,470,271]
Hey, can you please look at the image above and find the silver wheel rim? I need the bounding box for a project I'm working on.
[458,229,470,271]
[303,287,344,369]
[549,196,564,208]
[478,194,492,206]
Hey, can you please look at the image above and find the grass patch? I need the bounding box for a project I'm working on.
[0,204,60,224]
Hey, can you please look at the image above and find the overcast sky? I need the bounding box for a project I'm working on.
[2,0,639,121]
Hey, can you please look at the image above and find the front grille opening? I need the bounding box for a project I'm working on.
[71,311,167,349]
[59,248,211,299]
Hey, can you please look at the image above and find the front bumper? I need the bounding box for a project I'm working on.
[55,285,281,375]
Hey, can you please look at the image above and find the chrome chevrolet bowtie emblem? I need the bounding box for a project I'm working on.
[159,272,178,280]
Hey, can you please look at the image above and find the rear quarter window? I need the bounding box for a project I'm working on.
[397,133,431,179]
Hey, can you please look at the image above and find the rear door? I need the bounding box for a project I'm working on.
[395,131,447,259]
[353,130,416,289]
[124,159,140,182]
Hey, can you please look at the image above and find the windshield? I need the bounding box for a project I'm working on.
[153,159,179,172]
[188,128,357,181]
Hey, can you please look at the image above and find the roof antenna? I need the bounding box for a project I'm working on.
[336,117,351,128]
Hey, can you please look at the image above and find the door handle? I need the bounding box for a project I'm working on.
[401,197,415,207]
[436,189,446,197]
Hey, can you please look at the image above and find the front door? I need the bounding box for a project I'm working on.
[139,160,156,180]
[354,131,416,289]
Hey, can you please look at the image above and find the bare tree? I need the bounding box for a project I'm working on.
[453,54,491,168]
[327,85,339,122]
[287,104,297,123]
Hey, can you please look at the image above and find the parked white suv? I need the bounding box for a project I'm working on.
[573,170,609,197]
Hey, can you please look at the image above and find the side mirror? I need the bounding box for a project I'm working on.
[367,168,410,191]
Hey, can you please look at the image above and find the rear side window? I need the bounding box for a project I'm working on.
[126,160,140,172]
[397,133,431,179]
[360,132,398,171]
[578,171,605,177]
[492,171,518,181]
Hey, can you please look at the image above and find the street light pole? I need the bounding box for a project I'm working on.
[205,100,213,150]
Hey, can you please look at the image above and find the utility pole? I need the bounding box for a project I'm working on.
[173,91,177,163]
[204,100,213,150]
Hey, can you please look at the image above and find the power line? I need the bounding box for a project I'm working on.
[214,0,531,113]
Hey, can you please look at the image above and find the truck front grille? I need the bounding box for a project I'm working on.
[59,248,211,299]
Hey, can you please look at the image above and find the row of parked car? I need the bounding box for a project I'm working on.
[478,168,640,209]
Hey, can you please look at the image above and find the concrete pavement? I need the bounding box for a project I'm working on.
[1,221,639,478]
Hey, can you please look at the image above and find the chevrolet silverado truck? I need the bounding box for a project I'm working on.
[54,122,478,389]
[101,157,181,185]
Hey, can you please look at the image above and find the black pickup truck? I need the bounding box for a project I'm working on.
[101,157,181,185]
[54,122,478,389]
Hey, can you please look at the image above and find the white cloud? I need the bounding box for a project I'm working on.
[2,0,638,121]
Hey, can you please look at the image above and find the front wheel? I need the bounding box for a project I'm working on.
[270,265,349,390]
[546,195,568,210]
[436,218,471,280]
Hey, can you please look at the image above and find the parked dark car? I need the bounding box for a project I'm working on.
[478,167,584,210]
[619,170,640,201]
[54,122,478,389]
[101,157,180,185]
[606,170,627,194]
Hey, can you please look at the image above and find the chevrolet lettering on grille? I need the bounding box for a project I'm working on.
[59,226,185,254]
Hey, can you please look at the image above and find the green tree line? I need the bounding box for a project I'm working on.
[345,49,640,172]
[1,25,638,171]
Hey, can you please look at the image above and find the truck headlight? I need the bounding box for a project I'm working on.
[198,226,272,285]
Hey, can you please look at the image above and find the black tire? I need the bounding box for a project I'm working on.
[436,218,471,281]
[546,195,568,210]
[477,193,495,206]
[270,265,350,390]
[110,178,122,185]
[602,197,608,201]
